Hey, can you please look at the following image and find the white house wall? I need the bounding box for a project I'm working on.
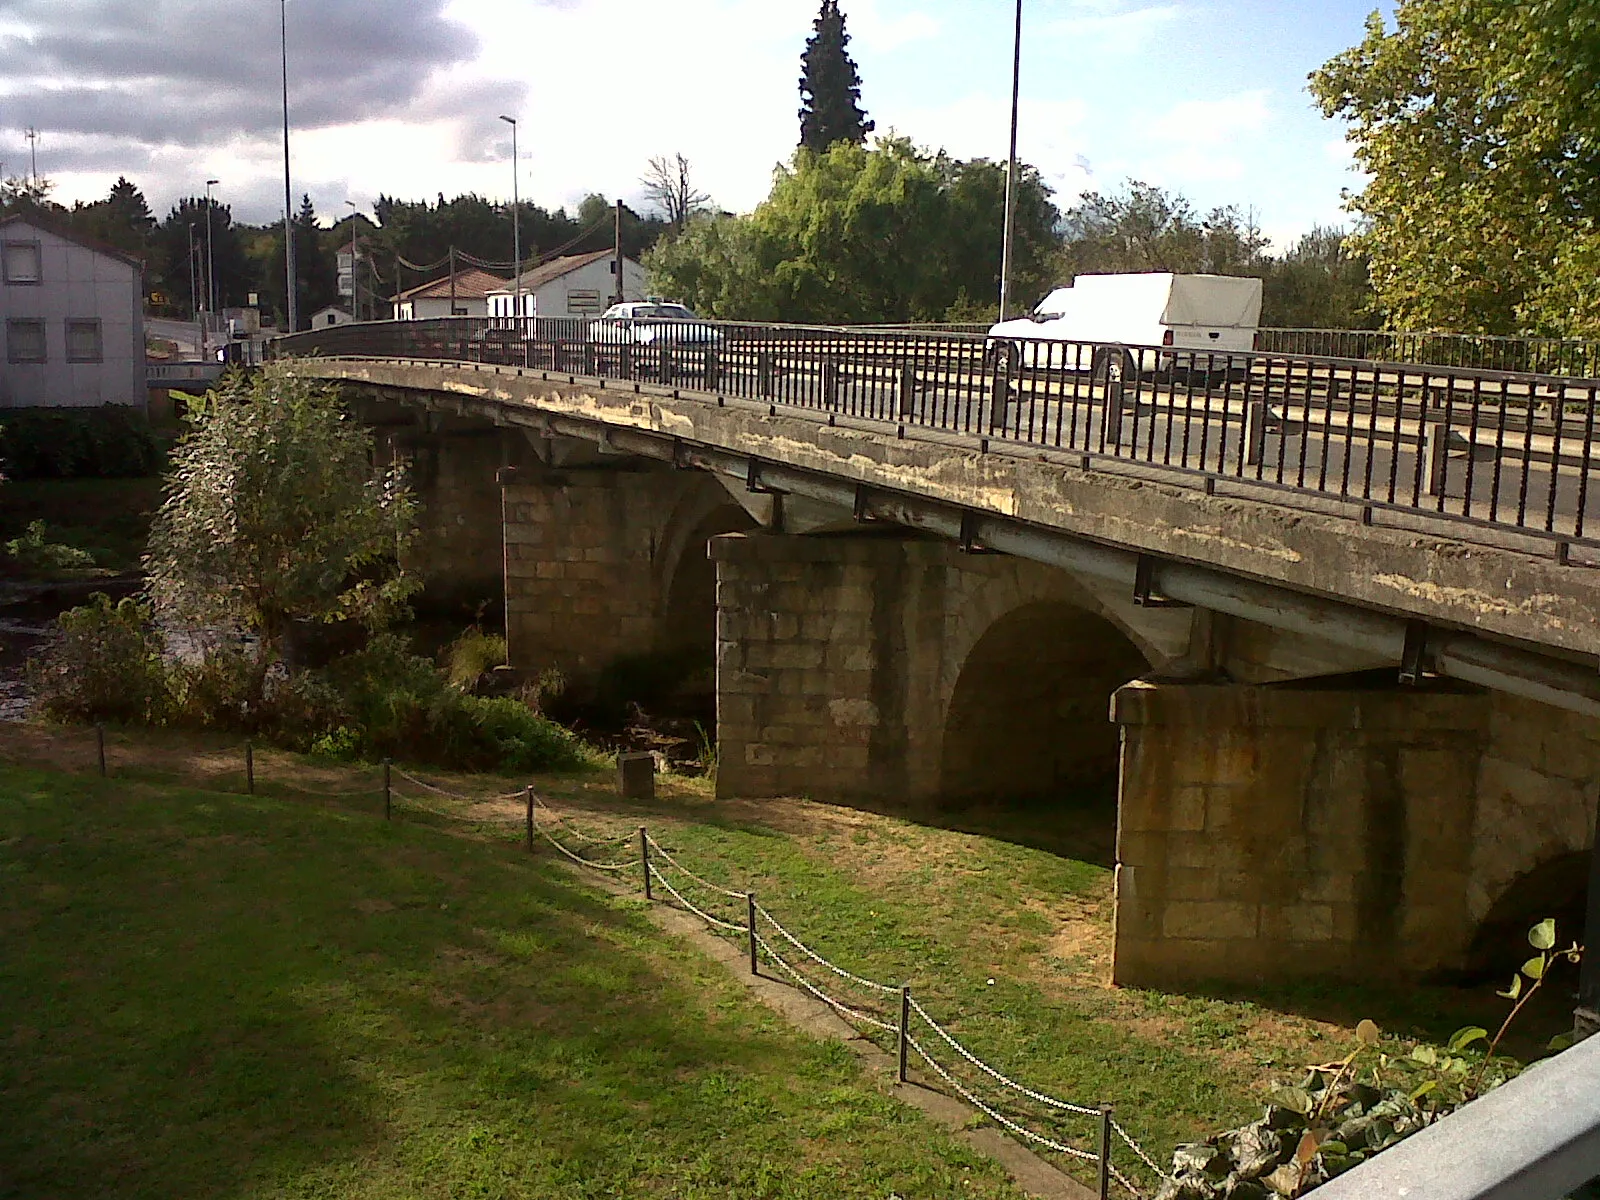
[488,259,650,318]
[0,223,144,410]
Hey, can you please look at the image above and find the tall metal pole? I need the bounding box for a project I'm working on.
[186,223,198,324]
[613,198,625,306]
[204,179,219,321]
[997,0,1023,321]
[499,115,520,326]
[281,0,298,334]
[346,200,358,321]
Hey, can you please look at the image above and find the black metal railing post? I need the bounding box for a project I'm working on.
[1099,1104,1114,1200]
[245,742,255,795]
[898,986,911,1083]
[641,827,652,900]
[525,786,534,853]
[747,892,758,975]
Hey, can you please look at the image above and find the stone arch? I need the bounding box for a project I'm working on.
[1465,851,1590,977]
[939,597,1151,804]
[660,500,759,656]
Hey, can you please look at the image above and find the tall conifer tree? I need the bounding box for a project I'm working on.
[798,1,874,152]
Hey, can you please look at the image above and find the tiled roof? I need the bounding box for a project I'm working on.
[398,267,508,301]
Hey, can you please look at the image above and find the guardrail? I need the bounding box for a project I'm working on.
[1258,329,1600,379]
[274,317,1600,555]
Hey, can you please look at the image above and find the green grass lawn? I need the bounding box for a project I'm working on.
[0,763,1033,1199]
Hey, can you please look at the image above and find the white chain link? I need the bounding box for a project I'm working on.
[906,1033,1099,1164]
[753,932,899,1033]
[648,865,744,931]
[1113,1118,1171,1184]
[755,903,901,995]
[276,779,382,798]
[392,766,524,802]
[907,995,1101,1117]
[529,811,636,871]
[644,835,748,898]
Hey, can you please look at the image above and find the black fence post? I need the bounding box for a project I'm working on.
[383,759,392,821]
[1099,1104,1114,1200]
[525,786,534,853]
[640,827,652,899]
[245,742,255,795]
[898,986,911,1083]
[747,892,758,976]
[95,724,106,778]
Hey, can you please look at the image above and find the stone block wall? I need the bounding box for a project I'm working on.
[1113,680,1491,986]
[712,533,951,801]
[399,430,506,616]
[503,467,729,680]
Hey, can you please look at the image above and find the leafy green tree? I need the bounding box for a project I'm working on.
[145,366,417,703]
[1260,227,1378,329]
[1310,2,1600,336]
[71,177,156,262]
[799,0,874,152]
[293,194,339,320]
[646,138,1057,323]
[1059,181,1268,278]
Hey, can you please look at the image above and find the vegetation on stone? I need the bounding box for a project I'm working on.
[0,405,164,480]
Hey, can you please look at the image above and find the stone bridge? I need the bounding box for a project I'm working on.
[278,323,1600,1012]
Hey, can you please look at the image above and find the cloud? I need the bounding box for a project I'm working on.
[1127,89,1271,183]
[877,93,1092,201]
[1042,1,1183,50]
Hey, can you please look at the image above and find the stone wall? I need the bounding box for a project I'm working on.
[503,466,741,681]
[1113,680,1490,986]
[397,429,506,617]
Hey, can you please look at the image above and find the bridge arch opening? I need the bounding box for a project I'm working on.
[939,602,1149,855]
[1466,852,1590,979]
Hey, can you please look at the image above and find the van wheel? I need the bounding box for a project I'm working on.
[1090,346,1134,387]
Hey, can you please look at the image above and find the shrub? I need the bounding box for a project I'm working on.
[28,594,168,724]
[0,407,163,479]
[5,521,95,571]
[443,627,508,692]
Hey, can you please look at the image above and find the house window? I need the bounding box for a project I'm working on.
[66,319,103,362]
[2,240,42,284]
[6,318,47,362]
[325,312,338,326]
[451,305,468,316]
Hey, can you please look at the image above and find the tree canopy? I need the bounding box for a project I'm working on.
[645,138,1057,324]
[799,1,874,152]
[146,366,416,700]
[1310,1,1600,336]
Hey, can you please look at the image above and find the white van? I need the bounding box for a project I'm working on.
[988,272,1263,372]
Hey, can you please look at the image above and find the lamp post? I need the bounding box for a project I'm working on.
[997,0,1023,321]
[281,0,298,333]
[345,200,359,322]
[499,114,520,327]
[186,223,198,325]
[204,179,219,320]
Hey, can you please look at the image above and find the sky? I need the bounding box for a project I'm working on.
[0,0,1392,249]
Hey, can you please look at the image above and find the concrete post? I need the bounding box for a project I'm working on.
[1243,400,1270,466]
[1423,422,1449,497]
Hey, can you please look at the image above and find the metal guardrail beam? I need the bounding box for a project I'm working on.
[1305,1031,1600,1200]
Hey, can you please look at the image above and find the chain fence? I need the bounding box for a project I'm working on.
[74,725,1171,1198]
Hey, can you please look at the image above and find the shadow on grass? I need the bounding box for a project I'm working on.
[2,766,993,1199]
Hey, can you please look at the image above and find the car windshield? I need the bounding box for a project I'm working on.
[636,304,698,320]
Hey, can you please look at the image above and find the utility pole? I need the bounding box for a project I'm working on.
[280,0,298,333]
[997,0,1023,321]
[449,246,457,318]
[613,198,625,306]
[187,224,198,324]
[204,179,219,321]
[24,127,39,184]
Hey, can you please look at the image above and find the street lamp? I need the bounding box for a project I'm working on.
[499,114,520,326]
[281,0,298,333]
[204,179,219,322]
[345,200,359,322]
[997,0,1023,321]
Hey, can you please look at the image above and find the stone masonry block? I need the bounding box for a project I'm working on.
[1260,904,1336,943]
[1162,901,1259,941]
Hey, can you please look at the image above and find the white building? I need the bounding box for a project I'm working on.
[309,305,355,328]
[486,251,649,319]
[393,268,507,321]
[0,214,145,411]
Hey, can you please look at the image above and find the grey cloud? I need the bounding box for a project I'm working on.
[0,0,526,150]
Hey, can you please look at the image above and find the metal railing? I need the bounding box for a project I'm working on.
[275,317,1600,553]
[1257,329,1600,379]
